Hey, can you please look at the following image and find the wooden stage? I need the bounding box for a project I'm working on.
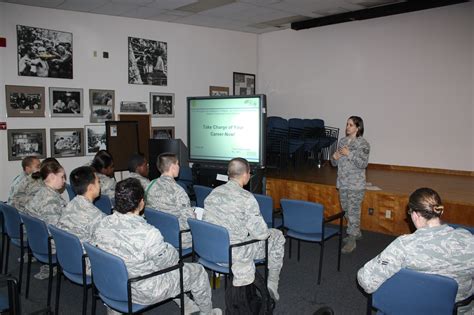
[265,163,474,236]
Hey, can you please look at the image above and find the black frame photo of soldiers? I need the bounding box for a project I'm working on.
[233,72,256,95]
[49,87,83,117]
[150,92,174,117]
[89,89,115,123]
[120,101,148,113]
[5,85,45,117]
[84,124,106,156]
[50,128,84,158]
[128,36,167,86]
[151,126,175,139]
[17,25,73,79]
[7,128,46,161]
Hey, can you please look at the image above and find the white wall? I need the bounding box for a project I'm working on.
[0,3,257,200]
[258,2,473,171]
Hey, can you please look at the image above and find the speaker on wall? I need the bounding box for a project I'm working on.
[148,139,189,180]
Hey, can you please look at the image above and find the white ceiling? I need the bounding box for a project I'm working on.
[1,0,407,34]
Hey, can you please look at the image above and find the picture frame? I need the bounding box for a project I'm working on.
[233,72,256,96]
[50,128,84,158]
[49,87,83,117]
[151,126,175,139]
[7,129,47,161]
[150,92,174,117]
[209,86,230,96]
[85,124,106,156]
[17,25,73,79]
[5,85,45,117]
[120,101,148,113]
[128,36,167,86]
[89,89,115,123]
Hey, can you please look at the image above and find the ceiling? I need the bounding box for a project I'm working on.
[0,0,465,34]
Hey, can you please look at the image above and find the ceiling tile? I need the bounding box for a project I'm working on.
[58,0,109,12]
[146,0,197,10]
[5,0,64,8]
[90,2,138,16]
[119,6,166,19]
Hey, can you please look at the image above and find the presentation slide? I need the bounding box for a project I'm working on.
[189,97,261,163]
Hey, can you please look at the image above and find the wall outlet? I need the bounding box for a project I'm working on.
[368,207,374,215]
[385,209,392,219]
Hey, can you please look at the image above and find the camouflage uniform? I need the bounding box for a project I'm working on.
[7,172,27,204]
[203,179,285,287]
[90,212,213,313]
[358,225,474,313]
[96,173,116,200]
[25,185,67,226]
[330,136,370,237]
[146,175,194,249]
[129,172,150,190]
[9,175,44,212]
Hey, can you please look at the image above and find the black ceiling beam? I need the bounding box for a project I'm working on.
[291,0,469,31]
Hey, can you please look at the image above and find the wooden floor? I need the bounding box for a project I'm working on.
[265,162,474,236]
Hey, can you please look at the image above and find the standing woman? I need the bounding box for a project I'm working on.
[331,116,370,253]
[91,150,116,200]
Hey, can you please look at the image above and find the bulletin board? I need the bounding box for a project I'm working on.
[105,121,139,171]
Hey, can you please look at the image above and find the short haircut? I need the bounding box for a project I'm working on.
[227,157,250,179]
[21,156,40,171]
[69,166,96,195]
[128,153,146,173]
[157,153,177,173]
[348,116,364,137]
[91,150,114,173]
[114,178,144,214]
[39,158,64,180]
[408,187,444,220]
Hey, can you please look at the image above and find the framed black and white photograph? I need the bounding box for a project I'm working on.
[49,87,83,117]
[150,92,174,117]
[5,85,45,118]
[89,89,115,123]
[7,129,46,161]
[85,125,106,155]
[128,36,167,86]
[151,126,175,139]
[233,72,256,96]
[210,86,230,96]
[50,128,84,158]
[17,25,73,79]
[120,101,148,113]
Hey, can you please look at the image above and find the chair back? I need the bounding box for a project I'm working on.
[65,183,76,201]
[19,213,50,256]
[144,208,180,248]
[0,203,22,240]
[49,225,84,275]
[372,268,458,315]
[0,275,21,314]
[94,195,113,215]
[188,218,230,264]
[447,223,474,234]
[253,193,273,226]
[281,199,324,234]
[193,185,213,208]
[83,242,128,302]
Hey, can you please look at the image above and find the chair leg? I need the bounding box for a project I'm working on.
[82,285,88,315]
[212,271,216,289]
[297,240,301,261]
[47,263,54,307]
[91,285,97,315]
[0,233,5,274]
[224,274,228,289]
[288,238,292,259]
[25,250,32,299]
[4,239,10,275]
[55,268,61,315]
[337,232,342,271]
[317,243,324,285]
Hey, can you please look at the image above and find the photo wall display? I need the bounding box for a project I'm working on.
[50,128,84,158]
[89,89,115,123]
[128,36,167,86]
[49,87,83,117]
[85,125,106,156]
[150,92,174,117]
[5,85,46,117]
[7,129,47,161]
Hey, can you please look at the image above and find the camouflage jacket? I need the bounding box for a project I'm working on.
[96,173,116,200]
[25,185,67,226]
[9,175,44,212]
[129,172,150,190]
[7,172,27,204]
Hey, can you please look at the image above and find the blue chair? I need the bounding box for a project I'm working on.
[280,199,344,285]
[176,166,193,195]
[288,118,305,164]
[0,275,20,315]
[65,183,77,201]
[49,225,91,315]
[144,208,192,259]
[193,185,213,208]
[253,193,282,229]
[94,195,113,215]
[368,268,458,315]
[447,223,474,234]
[266,116,289,169]
[188,218,268,289]
[83,242,185,315]
[0,203,27,292]
[19,213,57,308]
